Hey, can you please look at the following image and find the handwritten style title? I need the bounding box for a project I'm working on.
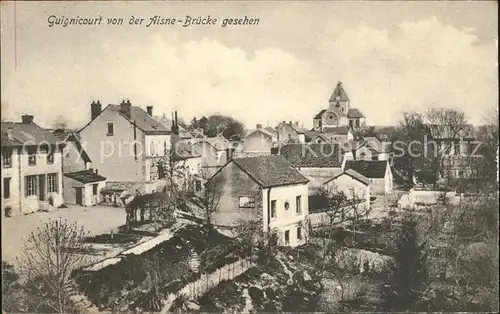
[47,15,260,28]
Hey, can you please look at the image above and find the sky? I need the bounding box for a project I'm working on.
[1,1,498,130]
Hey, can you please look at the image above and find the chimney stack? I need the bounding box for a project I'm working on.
[91,101,102,121]
[120,100,132,119]
[95,169,98,175]
[289,121,292,125]
[7,127,14,140]
[146,106,153,116]
[21,115,34,124]
[226,147,235,163]
[256,124,262,129]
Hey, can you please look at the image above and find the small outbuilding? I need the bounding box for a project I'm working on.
[63,169,107,206]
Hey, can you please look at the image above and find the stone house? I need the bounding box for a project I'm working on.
[78,100,173,193]
[206,155,310,247]
[276,121,309,144]
[1,115,64,216]
[343,160,393,194]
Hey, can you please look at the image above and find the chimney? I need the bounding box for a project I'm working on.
[95,169,98,175]
[89,167,94,173]
[120,99,132,119]
[146,106,153,116]
[256,124,262,129]
[295,121,299,126]
[7,127,14,140]
[226,147,235,162]
[289,121,292,125]
[21,115,34,124]
[171,111,179,135]
[282,121,285,124]
[91,101,102,120]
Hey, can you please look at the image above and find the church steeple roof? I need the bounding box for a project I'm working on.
[329,81,350,102]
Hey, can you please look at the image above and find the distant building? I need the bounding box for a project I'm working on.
[1,115,65,216]
[276,121,310,144]
[343,160,393,194]
[323,169,371,207]
[63,170,107,206]
[243,124,278,155]
[206,155,310,247]
[313,81,366,132]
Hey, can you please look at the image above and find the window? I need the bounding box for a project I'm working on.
[164,141,168,155]
[284,230,290,245]
[195,180,202,192]
[355,119,360,127]
[3,178,11,199]
[107,123,114,136]
[349,120,353,127]
[2,150,12,168]
[270,200,277,218]
[284,201,290,210]
[25,175,37,196]
[47,152,54,164]
[47,173,58,193]
[92,184,98,195]
[239,196,255,208]
[28,147,36,166]
[296,196,302,214]
[297,227,302,240]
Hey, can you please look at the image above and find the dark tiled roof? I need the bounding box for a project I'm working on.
[314,109,327,119]
[344,160,388,179]
[323,126,351,135]
[1,122,60,145]
[324,169,370,186]
[347,108,365,118]
[232,155,309,188]
[64,170,107,183]
[280,143,345,168]
[108,105,171,135]
[329,82,350,102]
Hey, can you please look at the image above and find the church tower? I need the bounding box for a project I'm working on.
[328,81,350,115]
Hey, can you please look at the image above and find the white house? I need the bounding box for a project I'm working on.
[323,169,371,207]
[206,155,310,247]
[1,116,64,216]
[343,160,393,194]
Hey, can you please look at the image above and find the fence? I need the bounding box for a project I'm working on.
[162,257,255,312]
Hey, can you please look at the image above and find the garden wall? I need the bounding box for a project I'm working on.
[407,188,458,205]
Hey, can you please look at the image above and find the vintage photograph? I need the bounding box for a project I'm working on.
[1,1,498,313]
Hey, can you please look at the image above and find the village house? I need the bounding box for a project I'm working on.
[1,115,64,216]
[206,155,310,247]
[276,121,310,144]
[242,124,278,155]
[313,81,366,132]
[78,100,174,193]
[343,160,393,194]
[279,143,347,192]
[323,169,371,207]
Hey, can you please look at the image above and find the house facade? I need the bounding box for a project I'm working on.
[243,124,277,154]
[343,160,393,194]
[207,155,310,247]
[323,169,371,206]
[313,82,366,132]
[78,100,172,191]
[1,116,64,216]
[276,121,309,144]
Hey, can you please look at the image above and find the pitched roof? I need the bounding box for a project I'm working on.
[1,122,60,146]
[154,115,192,139]
[64,170,107,183]
[280,143,345,168]
[67,134,92,163]
[324,169,370,186]
[344,160,388,179]
[309,133,332,143]
[363,137,392,153]
[172,140,201,160]
[264,126,277,134]
[199,137,231,151]
[108,105,171,135]
[323,126,351,135]
[231,155,309,188]
[329,81,350,102]
[347,108,365,118]
[245,128,276,139]
[314,109,327,119]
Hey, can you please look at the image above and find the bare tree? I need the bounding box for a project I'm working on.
[17,218,91,313]
[199,167,225,229]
